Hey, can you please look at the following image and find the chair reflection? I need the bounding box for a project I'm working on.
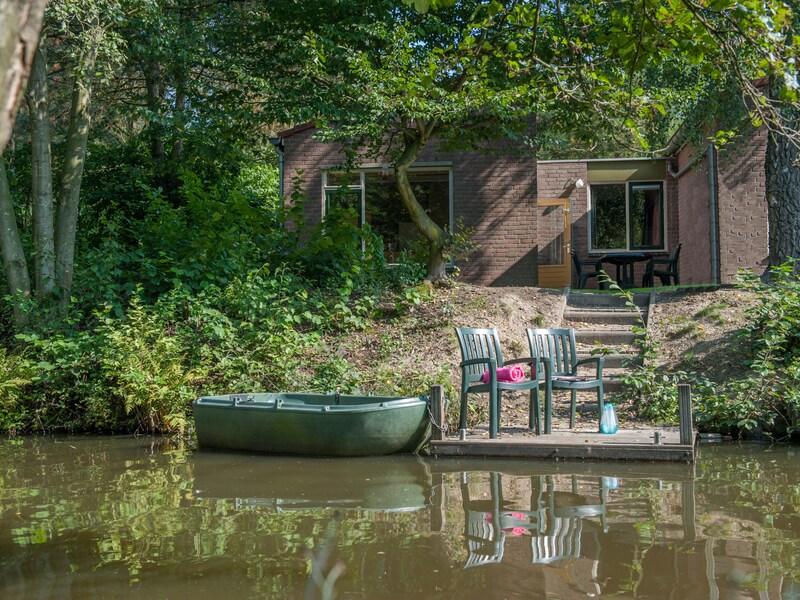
[462,471,544,568]
[461,472,607,572]
[531,475,607,566]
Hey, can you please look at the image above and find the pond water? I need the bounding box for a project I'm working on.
[0,437,798,599]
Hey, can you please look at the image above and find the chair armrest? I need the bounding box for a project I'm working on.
[460,357,497,370]
[575,356,605,376]
[504,357,535,366]
[649,257,672,266]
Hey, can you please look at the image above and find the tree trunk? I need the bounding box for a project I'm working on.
[144,58,164,161]
[0,157,31,326]
[0,0,47,154]
[394,135,448,283]
[54,34,98,307]
[25,42,55,299]
[766,79,800,274]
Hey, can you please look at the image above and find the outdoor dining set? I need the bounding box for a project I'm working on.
[570,244,681,289]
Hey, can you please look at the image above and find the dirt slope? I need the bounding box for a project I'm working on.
[326,283,754,433]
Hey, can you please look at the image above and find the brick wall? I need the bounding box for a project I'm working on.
[675,145,713,284]
[675,124,769,285]
[715,126,769,282]
[280,127,537,286]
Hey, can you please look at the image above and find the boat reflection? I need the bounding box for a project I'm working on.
[191,452,432,512]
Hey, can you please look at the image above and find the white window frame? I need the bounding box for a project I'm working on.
[587,180,667,254]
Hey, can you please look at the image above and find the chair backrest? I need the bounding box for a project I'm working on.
[526,328,577,377]
[455,327,505,384]
[465,510,505,568]
[668,243,682,272]
[570,251,582,274]
[531,516,583,564]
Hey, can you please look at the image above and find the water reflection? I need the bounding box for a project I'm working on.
[439,454,799,599]
[192,452,432,512]
[0,438,797,599]
[461,472,607,571]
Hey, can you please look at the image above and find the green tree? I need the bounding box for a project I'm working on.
[0,1,122,324]
[597,0,800,270]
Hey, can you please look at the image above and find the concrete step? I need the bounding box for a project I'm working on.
[574,328,643,345]
[562,309,646,326]
[603,377,625,393]
[567,291,650,310]
[577,352,642,369]
[563,376,625,394]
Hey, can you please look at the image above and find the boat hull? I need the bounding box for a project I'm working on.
[193,393,431,456]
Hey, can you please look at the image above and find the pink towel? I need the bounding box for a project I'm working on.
[481,365,525,384]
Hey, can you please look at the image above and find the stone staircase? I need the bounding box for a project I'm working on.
[560,290,651,393]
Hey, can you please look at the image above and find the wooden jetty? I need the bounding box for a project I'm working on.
[426,384,697,463]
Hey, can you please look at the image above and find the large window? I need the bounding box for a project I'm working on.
[323,168,452,262]
[589,181,665,252]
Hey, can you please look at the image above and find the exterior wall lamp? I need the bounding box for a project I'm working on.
[565,177,585,189]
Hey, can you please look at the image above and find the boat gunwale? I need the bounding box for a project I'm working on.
[194,393,429,415]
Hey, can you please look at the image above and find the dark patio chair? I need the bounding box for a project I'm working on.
[643,243,681,287]
[455,327,552,439]
[570,251,606,290]
[526,328,605,432]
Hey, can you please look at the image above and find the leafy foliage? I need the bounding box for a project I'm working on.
[0,163,435,433]
[614,262,800,438]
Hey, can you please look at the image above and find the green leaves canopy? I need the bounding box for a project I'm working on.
[246,0,798,155]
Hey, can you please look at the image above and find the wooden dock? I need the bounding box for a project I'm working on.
[426,384,697,463]
[429,426,696,462]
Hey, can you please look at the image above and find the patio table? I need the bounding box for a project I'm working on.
[600,253,652,288]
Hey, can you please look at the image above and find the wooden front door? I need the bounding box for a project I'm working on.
[537,198,571,288]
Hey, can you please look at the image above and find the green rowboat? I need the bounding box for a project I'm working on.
[194,392,431,456]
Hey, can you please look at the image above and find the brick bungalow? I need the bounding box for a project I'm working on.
[274,123,768,288]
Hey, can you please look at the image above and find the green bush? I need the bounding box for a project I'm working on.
[620,261,800,438]
[97,294,206,434]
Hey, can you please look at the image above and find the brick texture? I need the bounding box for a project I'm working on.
[675,146,712,284]
[281,127,537,286]
[715,127,769,282]
[280,125,767,288]
[674,125,768,285]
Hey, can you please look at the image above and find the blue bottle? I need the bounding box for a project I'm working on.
[600,403,619,434]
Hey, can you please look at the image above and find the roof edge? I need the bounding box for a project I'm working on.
[277,123,316,138]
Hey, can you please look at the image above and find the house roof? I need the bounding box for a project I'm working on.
[277,123,316,138]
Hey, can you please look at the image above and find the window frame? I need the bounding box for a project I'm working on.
[322,165,454,264]
[587,180,667,254]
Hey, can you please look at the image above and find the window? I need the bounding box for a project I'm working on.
[589,181,665,252]
[323,168,452,262]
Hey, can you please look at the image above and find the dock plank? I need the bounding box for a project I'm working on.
[429,427,696,462]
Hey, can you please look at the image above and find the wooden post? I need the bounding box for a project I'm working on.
[430,385,446,441]
[678,384,694,446]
